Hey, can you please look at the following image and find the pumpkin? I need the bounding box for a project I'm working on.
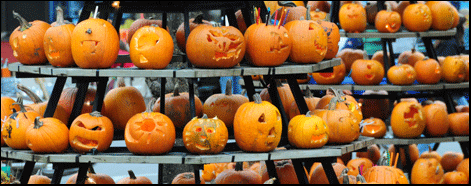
[388,144,420,168]
[25,117,69,153]
[28,169,51,184]
[58,87,98,116]
[9,11,50,65]
[411,158,445,184]
[183,114,228,155]
[456,158,469,178]
[69,111,114,153]
[426,1,458,31]
[235,10,247,34]
[402,3,432,32]
[359,90,390,120]
[249,162,269,182]
[43,6,75,67]
[316,20,340,59]
[455,105,469,113]
[202,163,218,182]
[287,87,320,119]
[338,168,360,184]
[448,112,469,136]
[310,8,327,21]
[175,15,212,53]
[117,170,152,184]
[214,162,262,184]
[244,22,292,67]
[153,83,203,129]
[102,77,146,130]
[441,56,466,83]
[441,152,464,172]
[233,93,282,152]
[336,48,367,73]
[307,1,331,13]
[393,1,418,19]
[288,111,329,148]
[1,97,42,149]
[66,166,115,184]
[414,57,442,84]
[375,3,402,33]
[71,17,119,69]
[125,99,175,155]
[129,24,174,69]
[422,102,449,137]
[360,117,387,138]
[274,5,308,25]
[203,79,249,128]
[260,81,295,117]
[1,96,22,145]
[315,89,363,123]
[312,58,346,85]
[398,48,425,67]
[171,172,205,184]
[356,144,382,164]
[309,163,346,184]
[371,50,389,67]
[273,160,299,184]
[284,6,328,64]
[346,158,374,176]
[339,3,367,33]
[186,24,246,68]
[444,171,469,184]
[126,17,169,44]
[363,165,409,184]
[387,63,417,85]
[351,59,385,85]
[390,101,426,138]
[419,146,442,162]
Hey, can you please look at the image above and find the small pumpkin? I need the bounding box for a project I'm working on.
[316,20,340,60]
[441,56,466,83]
[1,97,22,146]
[387,63,417,85]
[175,15,212,53]
[390,101,426,138]
[214,162,262,184]
[171,172,205,184]
[360,117,387,138]
[351,59,385,85]
[375,3,402,33]
[443,171,469,184]
[25,116,69,153]
[69,111,114,154]
[355,144,382,164]
[448,112,469,136]
[426,1,458,31]
[422,102,449,137]
[398,48,426,67]
[336,48,367,73]
[315,89,363,123]
[183,114,228,155]
[339,3,367,33]
[346,158,374,176]
[43,6,76,67]
[129,24,174,69]
[28,169,51,184]
[288,111,329,149]
[117,170,153,184]
[312,58,347,85]
[126,17,169,44]
[414,57,442,84]
[402,3,432,32]
[411,158,445,184]
[66,165,115,184]
[419,146,442,162]
[441,152,464,172]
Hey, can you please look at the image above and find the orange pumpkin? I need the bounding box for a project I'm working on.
[363,165,409,184]
[388,144,420,168]
[375,3,402,33]
[310,8,327,21]
[371,50,389,67]
[312,58,347,85]
[402,3,432,32]
[315,90,363,123]
[339,3,367,33]
[25,117,69,153]
[28,170,51,184]
[387,64,417,85]
[58,87,98,116]
[183,114,228,155]
[441,152,464,172]
[426,1,458,31]
[9,11,50,65]
[274,160,299,184]
[398,48,426,67]
[117,170,153,184]
[390,101,426,138]
[456,158,469,178]
[126,17,169,45]
[336,48,367,73]
[175,15,212,53]
[360,117,387,138]
[316,20,340,60]
[448,112,469,136]
[288,111,329,148]
[419,146,442,162]
[260,81,295,117]
[441,56,466,83]
[422,102,449,137]
[69,111,114,153]
[171,172,205,184]
[287,87,320,119]
[44,6,75,67]
[309,163,346,184]
[66,166,115,184]
[186,24,246,68]
[444,171,469,184]
[411,158,445,184]
[214,162,262,184]
[414,57,442,84]
[351,59,385,85]
[346,158,374,176]
[129,24,174,69]
[1,96,22,145]
[275,5,308,25]
[356,144,382,164]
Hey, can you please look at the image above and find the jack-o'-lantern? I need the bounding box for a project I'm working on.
[310,8,327,21]
[244,23,292,67]
[312,58,346,84]
[233,94,282,152]
[402,3,432,32]
[1,97,21,147]
[186,24,246,68]
[26,117,69,153]
[426,1,458,31]
[387,63,417,85]
[288,111,329,148]
[391,101,426,138]
[9,11,50,65]
[284,6,328,64]
[346,158,374,176]
[363,166,409,184]
[43,6,75,67]
[411,158,445,184]
[126,17,170,45]
[336,48,367,73]
[316,20,340,59]
[69,111,114,153]
[339,3,367,33]
[422,102,449,137]
[360,117,387,138]
[183,114,228,155]
[375,3,402,33]
[175,15,212,53]
[351,59,385,85]
[129,24,174,69]
[441,56,466,83]
[414,57,442,84]
[71,18,119,69]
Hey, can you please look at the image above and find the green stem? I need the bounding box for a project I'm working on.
[12,10,31,31]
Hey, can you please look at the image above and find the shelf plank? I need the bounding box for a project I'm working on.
[375,136,456,145]
[340,28,456,38]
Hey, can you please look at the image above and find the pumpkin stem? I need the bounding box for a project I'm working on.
[202,114,208,119]
[235,162,244,171]
[146,98,157,113]
[411,48,416,54]
[127,170,137,180]
[173,83,180,97]
[12,10,31,31]
[428,145,433,153]
[356,174,367,183]
[117,77,126,87]
[385,2,392,12]
[88,164,96,174]
[86,28,92,34]
[306,111,312,117]
[305,86,313,98]
[225,79,233,96]
[340,168,350,184]
[193,14,204,24]
[253,93,263,104]
[89,111,103,117]
[54,6,66,26]
[17,84,43,104]
[306,5,311,20]
[13,93,28,113]
[33,117,43,129]
[278,1,297,7]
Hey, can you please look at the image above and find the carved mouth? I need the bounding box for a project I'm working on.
[195,143,210,151]
[81,40,100,54]
[404,106,419,128]
[73,136,98,148]
[311,134,327,143]
[348,14,359,19]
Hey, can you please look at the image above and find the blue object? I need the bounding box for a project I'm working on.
[220,76,243,95]
[341,38,364,50]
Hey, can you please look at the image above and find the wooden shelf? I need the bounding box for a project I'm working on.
[375,136,468,145]
[340,28,457,39]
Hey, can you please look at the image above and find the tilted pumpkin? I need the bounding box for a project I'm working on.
[375,3,401,33]
[126,16,170,44]
[390,101,426,138]
[288,111,329,149]
[316,20,340,60]
[69,111,114,154]
[25,116,69,153]
[129,24,174,69]
[43,6,76,67]
[360,117,387,139]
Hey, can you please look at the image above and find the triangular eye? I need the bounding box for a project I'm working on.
[258,113,266,123]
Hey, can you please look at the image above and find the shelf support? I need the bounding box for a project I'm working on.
[19,161,35,184]
[292,159,309,184]
[43,77,67,118]
[321,157,340,184]
[265,160,281,184]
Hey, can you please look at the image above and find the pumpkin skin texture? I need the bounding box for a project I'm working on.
[456,158,469,178]
[66,168,115,184]
[71,18,119,69]
[183,114,228,155]
[426,1,458,31]
[448,112,469,136]
[414,58,442,84]
[402,3,432,32]
[375,6,402,33]
[309,163,346,184]
[43,7,75,67]
[360,117,387,138]
[346,158,374,176]
[356,144,382,164]
[126,18,169,44]
[273,160,299,184]
[117,170,153,184]
[371,50,389,67]
[444,171,469,184]
[287,89,320,119]
[233,94,282,152]
[398,49,425,67]
[25,117,69,153]
[125,111,175,155]
[363,166,409,184]
[441,152,464,172]
[339,3,367,33]
[337,48,367,74]
[2,102,42,150]
[312,58,346,85]
[175,15,212,53]
[313,108,360,144]
[288,111,329,149]
[186,25,246,68]
[387,64,417,85]
[9,11,50,65]
[214,167,262,184]
[422,103,449,137]
[351,59,385,85]
[58,87,97,116]
[316,20,340,60]
[244,23,292,67]
[441,56,466,83]
[411,158,445,184]
[390,101,426,138]
[171,172,205,184]
[129,25,174,69]
[419,146,442,162]
[69,111,114,154]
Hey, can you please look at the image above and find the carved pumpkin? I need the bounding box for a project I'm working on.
[25,117,68,153]
[309,163,346,184]
[307,1,331,13]
[69,111,113,153]
[315,89,363,123]
[339,3,367,33]
[456,158,469,178]
[233,94,282,152]
[374,3,401,33]
[203,79,249,128]
[414,57,442,84]
[336,48,367,73]
[129,24,174,69]
[426,1,458,31]
[402,3,432,32]
[388,144,420,168]
[175,15,212,53]
[398,49,425,67]
[346,158,374,176]
[288,111,328,148]
[422,102,449,137]
[316,20,340,60]
[391,101,426,138]
[183,114,228,155]
[387,64,417,85]
[312,58,346,84]
[71,18,119,69]
[363,166,409,184]
[117,170,153,184]
[28,170,51,184]
[260,81,295,117]
[171,172,205,184]
[186,24,246,68]
[360,117,387,138]
[66,166,115,184]
[441,152,464,172]
[287,87,320,119]
[126,17,169,44]
[448,112,469,136]
[310,8,327,21]
[356,144,382,164]
[244,23,292,67]
[58,87,98,116]
[441,56,466,83]
[43,6,75,67]
[444,171,469,184]
[1,96,21,146]
[411,158,445,184]
[351,59,385,85]
[214,162,262,184]
[419,146,442,162]
[9,11,50,65]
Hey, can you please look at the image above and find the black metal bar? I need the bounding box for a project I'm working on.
[330,1,340,25]
[226,9,238,28]
[51,163,65,184]
[188,78,196,118]
[266,76,290,146]
[381,39,391,84]
[19,161,35,184]
[265,160,280,184]
[321,158,340,184]
[93,77,108,112]
[292,159,309,184]
[162,12,167,29]
[286,77,309,115]
[78,1,94,23]
[43,77,67,118]
[377,1,386,11]
[194,164,202,184]
[67,81,90,127]
[422,37,438,61]
[432,143,440,151]
[112,8,123,34]
[241,4,253,29]
[459,142,469,159]
[387,39,395,67]
[184,10,191,66]
[242,76,256,101]
[160,78,166,115]
[76,163,90,184]
[443,90,457,114]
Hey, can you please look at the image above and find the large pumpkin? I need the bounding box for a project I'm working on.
[25,117,69,153]
[351,59,385,85]
[71,18,119,69]
[183,114,228,155]
[311,58,346,85]
[426,1,459,31]
[422,102,449,137]
[186,24,246,68]
[129,24,174,69]
[390,101,426,138]
[414,57,442,84]
[316,20,340,59]
[441,56,466,83]
[339,3,367,33]
[411,158,445,184]
[175,15,212,53]
[43,6,75,67]
[9,11,50,65]
[233,94,282,152]
[69,111,114,153]
[288,111,329,148]
[402,3,432,32]
[387,64,417,85]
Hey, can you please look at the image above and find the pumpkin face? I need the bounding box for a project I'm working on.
[233,94,282,152]
[284,19,328,63]
[2,103,42,149]
[387,64,417,85]
[9,11,50,65]
[423,103,449,137]
[71,18,119,69]
[448,112,469,136]
[125,111,175,154]
[391,101,426,138]
[43,7,75,67]
[310,9,327,21]
[183,114,228,154]
[313,109,359,144]
[175,15,212,53]
[346,158,374,176]
[441,56,466,83]
[375,6,402,33]
[312,58,346,84]
[129,25,174,69]
[186,25,246,68]
[411,158,445,184]
[363,166,409,184]
[69,111,114,153]
[351,59,385,85]
[316,20,340,60]
[414,58,442,84]
[25,117,69,153]
[426,1,458,31]
[244,23,292,67]
[126,18,169,44]
[339,3,367,33]
[360,117,387,138]
[288,111,329,148]
[402,4,432,32]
